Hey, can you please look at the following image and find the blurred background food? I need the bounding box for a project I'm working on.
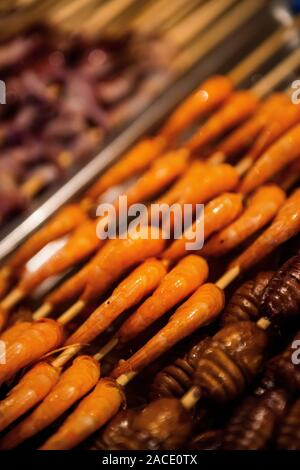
[0,0,279,255]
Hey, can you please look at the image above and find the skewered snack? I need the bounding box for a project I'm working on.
[202,185,286,257]
[45,161,236,320]
[62,226,166,319]
[89,409,137,450]
[186,91,259,153]
[13,218,100,295]
[117,149,189,209]
[229,189,300,273]
[22,226,165,322]
[2,72,300,452]
[110,191,300,381]
[221,388,289,450]
[112,255,209,346]
[221,271,274,325]
[150,268,273,400]
[113,398,192,450]
[159,162,239,206]
[264,330,300,393]
[0,144,176,298]
[39,378,124,450]
[1,148,185,320]
[150,337,210,399]
[7,204,88,274]
[191,321,268,405]
[102,321,268,450]
[277,398,300,450]
[0,356,100,449]
[0,204,88,299]
[160,75,233,143]
[67,395,191,451]
[245,100,300,164]
[212,93,289,161]
[261,251,300,326]
[239,124,300,194]
[0,361,60,432]
[0,258,203,433]
[64,258,168,346]
[111,283,224,378]
[0,219,102,327]
[0,319,63,385]
[84,137,166,205]
[163,192,243,261]
[0,321,32,346]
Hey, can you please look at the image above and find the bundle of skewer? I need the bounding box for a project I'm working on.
[0,0,267,230]
[1,15,300,449]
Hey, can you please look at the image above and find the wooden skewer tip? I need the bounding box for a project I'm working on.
[116,371,137,387]
[181,385,201,410]
[215,265,240,290]
[58,300,86,325]
[257,317,271,330]
[93,337,119,361]
[51,344,82,368]
[208,151,226,165]
[235,157,253,176]
[32,303,53,320]
[1,288,24,310]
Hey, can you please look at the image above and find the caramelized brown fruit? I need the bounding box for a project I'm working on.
[221,271,273,325]
[261,251,300,325]
[194,322,268,404]
[277,398,300,450]
[222,389,288,449]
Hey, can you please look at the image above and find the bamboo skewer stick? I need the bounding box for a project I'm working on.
[49,0,95,25]
[210,46,300,169]
[51,334,120,370]
[116,371,137,387]
[93,338,119,362]
[1,289,24,310]
[32,303,53,321]
[252,48,300,99]
[51,344,82,369]
[90,175,300,362]
[172,0,267,73]
[57,300,86,326]
[232,49,300,175]
[164,0,237,49]
[81,0,138,35]
[131,0,190,35]
[180,386,201,410]
[156,0,201,35]
[229,17,300,86]
[179,312,273,411]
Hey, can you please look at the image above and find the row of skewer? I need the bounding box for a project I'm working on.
[0,0,267,232]
[0,42,300,448]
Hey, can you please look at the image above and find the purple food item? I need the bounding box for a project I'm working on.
[0,37,36,72]
[61,74,108,128]
[97,67,141,105]
[0,24,170,226]
[43,113,87,141]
